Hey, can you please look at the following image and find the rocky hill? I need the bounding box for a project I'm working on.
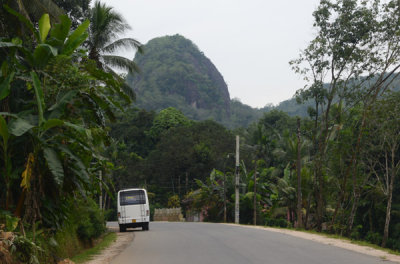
[127,35,232,121]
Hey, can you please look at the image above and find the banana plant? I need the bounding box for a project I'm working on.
[0,6,133,229]
[0,10,95,223]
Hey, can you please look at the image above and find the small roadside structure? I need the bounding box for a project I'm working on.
[153,208,184,222]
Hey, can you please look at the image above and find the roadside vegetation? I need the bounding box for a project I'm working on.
[0,0,140,263]
[71,232,117,263]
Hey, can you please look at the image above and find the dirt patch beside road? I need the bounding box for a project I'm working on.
[228,224,400,263]
[84,228,134,264]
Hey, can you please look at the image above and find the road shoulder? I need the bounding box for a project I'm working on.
[225,224,400,263]
[83,228,134,264]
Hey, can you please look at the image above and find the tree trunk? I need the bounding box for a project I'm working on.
[304,192,312,229]
[381,148,396,248]
[316,163,324,231]
[382,186,393,248]
[296,117,303,228]
[330,171,348,231]
[347,188,360,235]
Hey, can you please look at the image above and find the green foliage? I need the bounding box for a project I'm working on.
[11,235,44,264]
[0,7,130,261]
[50,197,106,259]
[74,198,106,241]
[149,107,190,139]
[265,218,291,228]
[53,0,91,29]
[71,232,117,263]
[0,210,19,232]
[365,232,382,246]
[167,195,181,208]
[53,223,81,259]
[87,0,142,94]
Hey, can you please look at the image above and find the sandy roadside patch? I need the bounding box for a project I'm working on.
[225,224,400,263]
[83,228,134,264]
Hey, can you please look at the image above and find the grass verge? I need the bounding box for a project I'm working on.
[71,232,117,263]
[268,226,400,256]
[233,224,399,256]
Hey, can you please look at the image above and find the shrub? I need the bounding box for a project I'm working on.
[167,195,180,208]
[104,208,117,221]
[74,198,106,241]
[265,218,290,228]
[365,231,382,245]
[350,225,363,240]
[52,197,106,259]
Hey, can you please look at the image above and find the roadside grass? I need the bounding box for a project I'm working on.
[71,232,117,263]
[265,225,400,256]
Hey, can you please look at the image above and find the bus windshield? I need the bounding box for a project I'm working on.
[120,190,146,205]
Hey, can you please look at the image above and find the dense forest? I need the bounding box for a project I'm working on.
[1,0,400,263]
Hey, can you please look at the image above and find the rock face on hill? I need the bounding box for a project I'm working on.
[127,35,231,120]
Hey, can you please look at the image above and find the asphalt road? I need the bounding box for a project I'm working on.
[110,222,393,264]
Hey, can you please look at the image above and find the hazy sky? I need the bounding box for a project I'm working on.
[103,0,321,108]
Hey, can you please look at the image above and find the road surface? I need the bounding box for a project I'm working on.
[110,222,394,264]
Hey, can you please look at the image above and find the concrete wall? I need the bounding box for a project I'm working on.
[153,208,184,222]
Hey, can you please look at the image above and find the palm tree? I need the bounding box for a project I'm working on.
[88,1,142,75]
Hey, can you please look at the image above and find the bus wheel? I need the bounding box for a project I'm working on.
[119,225,126,232]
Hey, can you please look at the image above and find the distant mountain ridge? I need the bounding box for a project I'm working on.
[127,35,307,127]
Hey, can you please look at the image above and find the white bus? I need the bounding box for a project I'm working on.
[117,188,150,232]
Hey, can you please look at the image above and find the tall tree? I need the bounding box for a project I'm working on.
[291,0,400,232]
[364,91,400,247]
[87,1,142,75]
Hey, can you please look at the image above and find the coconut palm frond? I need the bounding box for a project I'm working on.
[104,65,136,99]
[90,1,130,47]
[102,55,140,74]
[103,38,143,54]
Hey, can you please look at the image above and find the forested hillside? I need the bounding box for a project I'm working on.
[127,35,230,119]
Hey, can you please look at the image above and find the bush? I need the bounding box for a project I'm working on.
[386,238,400,251]
[265,218,290,228]
[51,197,106,259]
[365,231,382,245]
[53,223,81,259]
[350,225,363,240]
[104,208,117,221]
[167,195,180,208]
[74,198,106,241]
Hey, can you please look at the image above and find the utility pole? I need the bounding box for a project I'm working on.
[253,162,257,225]
[235,135,240,224]
[296,117,303,228]
[223,170,227,223]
